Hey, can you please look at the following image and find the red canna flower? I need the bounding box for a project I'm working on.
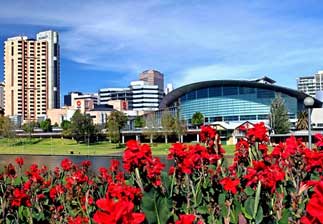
[220,176,240,194]
[246,122,268,142]
[175,214,196,224]
[15,157,24,167]
[302,180,323,223]
[11,188,31,207]
[67,216,89,224]
[315,133,323,148]
[61,158,73,171]
[93,198,145,224]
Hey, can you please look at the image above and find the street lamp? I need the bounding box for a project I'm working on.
[304,96,314,149]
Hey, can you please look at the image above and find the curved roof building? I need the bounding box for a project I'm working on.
[160,79,322,123]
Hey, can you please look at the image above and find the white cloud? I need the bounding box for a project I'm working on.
[1,0,323,88]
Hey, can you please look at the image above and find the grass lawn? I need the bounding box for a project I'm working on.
[0,138,236,156]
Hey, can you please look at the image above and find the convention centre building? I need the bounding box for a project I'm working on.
[160,77,322,125]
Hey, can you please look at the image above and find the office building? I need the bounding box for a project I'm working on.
[0,82,4,110]
[297,71,323,97]
[64,91,82,106]
[4,30,60,123]
[139,69,164,91]
[130,81,163,111]
[98,88,132,109]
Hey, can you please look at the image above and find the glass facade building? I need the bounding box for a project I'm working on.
[160,80,322,124]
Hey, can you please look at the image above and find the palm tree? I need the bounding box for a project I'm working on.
[296,111,308,130]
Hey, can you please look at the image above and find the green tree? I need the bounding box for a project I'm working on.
[161,109,174,143]
[40,119,52,132]
[296,111,308,130]
[191,112,204,128]
[143,113,159,143]
[69,110,96,144]
[269,95,291,134]
[22,121,38,139]
[134,116,145,128]
[106,111,127,143]
[61,120,71,130]
[0,116,15,139]
[174,114,187,143]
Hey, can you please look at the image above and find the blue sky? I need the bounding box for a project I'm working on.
[1,0,323,98]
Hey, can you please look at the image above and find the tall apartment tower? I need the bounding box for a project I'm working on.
[297,71,323,97]
[4,31,60,122]
[139,69,164,91]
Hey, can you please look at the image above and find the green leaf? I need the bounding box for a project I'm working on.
[244,187,254,196]
[278,209,290,224]
[241,207,252,220]
[157,196,171,224]
[253,181,261,218]
[142,190,157,224]
[255,206,263,224]
[196,189,202,206]
[230,208,239,224]
[220,204,228,217]
[244,197,255,219]
[197,205,208,215]
[218,193,226,205]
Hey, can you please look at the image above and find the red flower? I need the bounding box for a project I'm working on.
[6,163,16,178]
[246,122,268,142]
[81,160,91,169]
[220,177,240,194]
[175,214,196,224]
[200,125,216,142]
[49,185,65,200]
[15,157,24,167]
[110,159,120,172]
[93,198,145,224]
[302,180,323,223]
[315,133,323,148]
[61,158,73,171]
[11,188,31,207]
[67,216,89,224]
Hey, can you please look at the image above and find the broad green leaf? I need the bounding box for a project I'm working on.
[255,206,263,224]
[218,193,226,205]
[244,197,255,219]
[244,187,254,196]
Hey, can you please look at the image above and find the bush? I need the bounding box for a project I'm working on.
[1,123,323,223]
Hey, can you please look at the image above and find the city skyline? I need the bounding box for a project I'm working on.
[1,1,323,97]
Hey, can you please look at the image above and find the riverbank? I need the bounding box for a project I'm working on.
[0,138,236,155]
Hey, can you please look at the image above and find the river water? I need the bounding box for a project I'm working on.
[0,154,173,173]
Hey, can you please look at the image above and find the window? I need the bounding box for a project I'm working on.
[240,115,257,121]
[223,87,238,96]
[186,91,196,100]
[239,87,255,94]
[258,114,268,120]
[209,87,222,97]
[257,89,274,98]
[196,88,208,98]
[223,116,239,121]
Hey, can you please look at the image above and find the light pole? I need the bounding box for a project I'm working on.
[304,96,314,149]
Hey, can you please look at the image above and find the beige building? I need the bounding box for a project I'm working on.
[139,69,164,91]
[4,31,60,123]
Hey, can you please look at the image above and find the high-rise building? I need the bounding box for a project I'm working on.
[297,71,323,97]
[4,30,60,123]
[0,82,4,110]
[130,81,162,111]
[98,88,132,109]
[139,69,164,91]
